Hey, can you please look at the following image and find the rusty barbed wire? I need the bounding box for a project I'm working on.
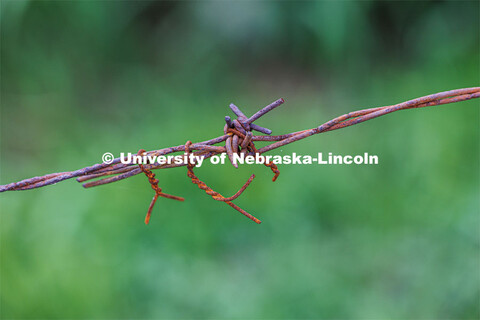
[224,127,280,181]
[136,149,184,224]
[1,87,479,223]
[184,140,261,224]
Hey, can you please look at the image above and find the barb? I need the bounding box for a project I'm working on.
[136,149,184,224]
[184,141,261,223]
[224,127,281,182]
[1,87,479,223]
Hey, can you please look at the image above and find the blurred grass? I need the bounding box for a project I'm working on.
[1,1,479,319]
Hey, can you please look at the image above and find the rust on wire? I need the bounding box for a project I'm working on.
[1,87,479,223]
[223,125,281,182]
[136,149,184,224]
[184,141,260,224]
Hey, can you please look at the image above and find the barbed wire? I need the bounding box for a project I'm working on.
[1,87,479,223]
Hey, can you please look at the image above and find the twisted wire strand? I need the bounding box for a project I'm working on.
[1,88,479,223]
[225,128,281,182]
[2,88,477,192]
[136,149,184,224]
[184,141,261,224]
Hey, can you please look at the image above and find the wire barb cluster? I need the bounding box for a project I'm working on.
[138,97,284,224]
[1,87,479,224]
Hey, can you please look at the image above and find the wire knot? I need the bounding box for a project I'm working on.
[223,112,280,182]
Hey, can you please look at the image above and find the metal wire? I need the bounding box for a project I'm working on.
[136,149,184,224]
[184,141,261,224]
[1,87,479,223]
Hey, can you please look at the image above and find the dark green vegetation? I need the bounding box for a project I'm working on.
[1,1,479,319]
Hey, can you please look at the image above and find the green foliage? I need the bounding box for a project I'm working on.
[1,1,479,319]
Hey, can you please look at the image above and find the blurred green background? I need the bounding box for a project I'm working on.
[1,1,479,319]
